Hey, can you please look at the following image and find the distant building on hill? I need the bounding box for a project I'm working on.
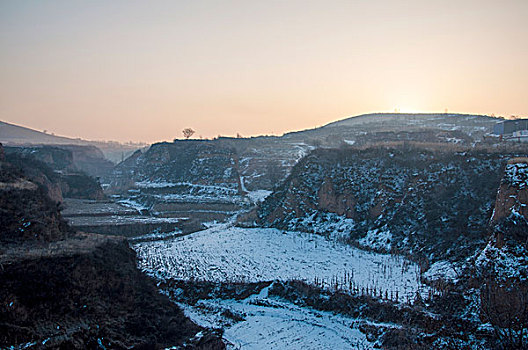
[493,119,528,142]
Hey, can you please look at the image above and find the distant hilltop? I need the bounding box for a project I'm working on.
[0,120,83,145]
[323,112,498,128]
[0,120,146,163]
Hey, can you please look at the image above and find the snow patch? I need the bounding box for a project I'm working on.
[290,212,355,241]
[359,227,392,252]
[116,198,149,212]
[246,190,272,203]
[423,261,458,283]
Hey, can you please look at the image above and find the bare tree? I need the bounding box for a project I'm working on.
[182,128,195,139]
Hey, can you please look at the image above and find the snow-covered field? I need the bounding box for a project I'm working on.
[136,181,237,191]
[135,223,430,349]
[177,285,373,350]
[135,224,426,299]
[67,215,182,227]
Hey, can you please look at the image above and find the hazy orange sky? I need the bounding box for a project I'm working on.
[1,0,527,143]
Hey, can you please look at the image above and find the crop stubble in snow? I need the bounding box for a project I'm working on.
[135,224,425,298]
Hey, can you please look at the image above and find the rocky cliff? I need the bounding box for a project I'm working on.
[490,158,528,223]
[2,148,65,204]
[112,140,242,190]
[5,144,114,178]
[475,157,528,283]
[0,146,225,349]
[475,158,528,349]
[0,154,70,242]
[4,148,105,201]
[111,114,501,193]
[255,144,522,264]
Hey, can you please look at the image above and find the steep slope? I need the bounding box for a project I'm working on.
[490,157,528,223]
[109,140,250,223]
[255,144,524,264]
[0,155,71,242]
[109,114,504,228]
[475,158,528,349]
[113,141,241,189]
[5,144,114,178]
[0,144,225,349]
[4,149,105,201]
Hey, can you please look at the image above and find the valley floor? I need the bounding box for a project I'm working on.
[135,224,426,298]
[134,223,430,349]
[178,284,372,350]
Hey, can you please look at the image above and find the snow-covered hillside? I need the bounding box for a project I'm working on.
[257,145,516,263]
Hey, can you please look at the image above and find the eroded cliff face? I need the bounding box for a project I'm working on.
[109,137,309,195]
[61,144,115,177]
[108,120,500,207]
[490,158,528,223]
[112,141,241,188]
[0,149,225,349]
[257,145,517,262]
[0,177,69,242]
[4,144,114,178]
[474,158,528,349]
[476,158,528,281]
[0,148,69,242]
[317,178,357,218]
[4,149,105,202]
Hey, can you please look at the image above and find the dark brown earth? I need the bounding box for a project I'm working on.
[0,233,225,349]
[0,143,225,349]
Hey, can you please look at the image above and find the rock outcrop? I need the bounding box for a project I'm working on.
[0,152,225,349]
[490,157,528,223]
[475,158,528,349]
[476,157,528,282]
[4,144,114,178]
[4,150,105,201]
[256,144,520,263]
[112,141,241,190]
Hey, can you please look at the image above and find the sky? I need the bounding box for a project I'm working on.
[1,0,527,143]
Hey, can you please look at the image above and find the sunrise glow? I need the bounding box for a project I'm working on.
[1,0,527,142]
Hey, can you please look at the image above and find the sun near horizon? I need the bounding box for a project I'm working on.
[1,0,527,143]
